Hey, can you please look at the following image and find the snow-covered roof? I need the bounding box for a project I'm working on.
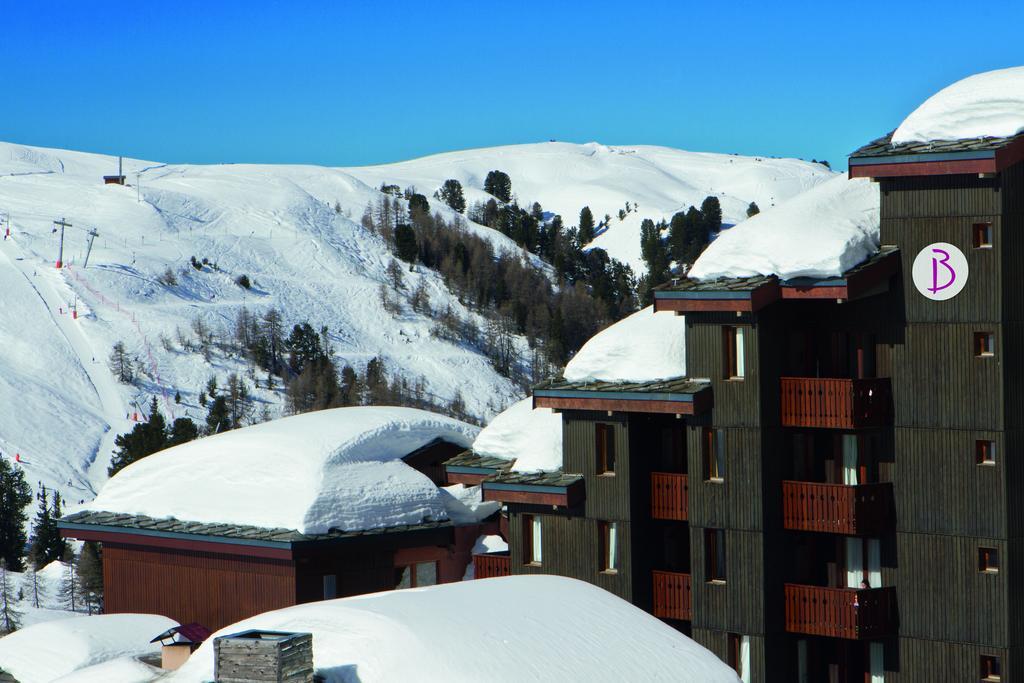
[0,613,176,683]
[439,483,500,523]
[83,407,478,535]
[892,66,1024,144]
[472,397,563,473]
[688,175,880,281]
[562,306,686,383]
[168,576,740,683]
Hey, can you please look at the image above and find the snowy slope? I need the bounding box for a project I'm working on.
[345,141,836,273]
[170,576,740,683]
[85,407,478,534]
[0,141,533,513]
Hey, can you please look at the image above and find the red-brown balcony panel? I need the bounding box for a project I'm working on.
[481,472,584,508]
[651,472,688,521]
[652,570,692,621]
[533,377,712,416]
[782,481,893,536]
[784,584,897,640]
[473,551,510,580]
[780,377,891,429]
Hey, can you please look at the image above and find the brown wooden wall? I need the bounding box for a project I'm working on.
[686,426,766,531]
[886,637,1010,683]
[562,412,633,521]
[692,627,768,682]
[689,527,766,634]
[508,511,632,602]
[103,543,297,631]
[686,319,761,427]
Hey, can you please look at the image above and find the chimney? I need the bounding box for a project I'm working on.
[214,630,313,683]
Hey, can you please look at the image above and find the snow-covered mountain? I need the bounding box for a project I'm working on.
[345,141,836,272]
[0,139,831,513]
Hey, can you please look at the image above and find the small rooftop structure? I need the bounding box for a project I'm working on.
[213,630,313,683]
[151,623,212,671]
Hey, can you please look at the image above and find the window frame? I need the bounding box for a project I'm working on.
[598,521,619,574]
[980,653,1002,681]
[705,528,727,584]
[523,514,542,566]
[723,326,746,380]
[973,222,994,249]
[394,561,438,589]
[596,422,616,476]
[703,427,725,482]
[979,547,999,574]
[974,332,996,358]
[976,440,997,466]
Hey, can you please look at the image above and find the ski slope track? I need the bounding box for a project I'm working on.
[0,140,830,518]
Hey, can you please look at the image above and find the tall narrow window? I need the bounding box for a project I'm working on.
[705,528,727,583]
[599,521,618,573]
[723,326,746,379]
[981,654,1002,681]
[596,423,616,475]
[323,574,337,599]
[523,515,542,565]
[703,428,725,482]
[974,222,994,249]
[979,547,999,574]
[977,440,997,466]
[975,332,995,357]
[727,633,750,682]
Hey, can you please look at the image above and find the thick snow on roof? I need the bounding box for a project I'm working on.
[439,483,500,523]
[688,175,880,281]
[0,613,175,683]
[892,66,1024,144]
[169,576,739,683]
[84,407,478,535]
[472,397,563,473]
[563,306,686,383]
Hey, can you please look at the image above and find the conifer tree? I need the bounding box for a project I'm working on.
[29,487,66,569]
[701,196,723,235]
[21,562,44,609]
[436,180,466,214]
[577,206,595,245]
[483,170,512,203]
[60,548,80,613]
[394,224,418,264]
[408,193,430,216]
[0,559,20,634]
[108,397,168,476]
[77,542,103,615]
[0,458,31,571]
[746,202,760,217]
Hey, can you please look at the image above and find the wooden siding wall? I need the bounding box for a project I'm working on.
[507,511,632,602]
[686,320,761,427]
[686,426,765,531]
[689,527,766,634]
[562,412,633,521]
[692,628,768,682]
[293,548,394,604]
[886,637,1010,683]
[893,428,1005,538]
[103,543,296,631]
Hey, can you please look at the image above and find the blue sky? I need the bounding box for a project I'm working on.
[2,2,1022,169]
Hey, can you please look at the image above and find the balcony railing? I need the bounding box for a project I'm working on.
[473,552,510,580]
[782,481,893,536]
[652,570,692,621]
[651,472,688,521]
[780,377,891,429]
[784,584,897,640]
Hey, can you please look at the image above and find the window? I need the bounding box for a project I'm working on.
[394,561,438,589]
[596,423,616,475]
[723,326,746,379]
[975,332,995,357]
[523,514,542,565]
[981,654,1002,681]
[599,521,618,573]
[979,547,999,574]
[974,222,994,249]
[322,574,337,600]
[703,428,725,482]
[976,440,997,466]
[705,529,727,583]
[728,633,750,683]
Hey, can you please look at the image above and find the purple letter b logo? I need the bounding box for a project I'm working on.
[913,242,968,301]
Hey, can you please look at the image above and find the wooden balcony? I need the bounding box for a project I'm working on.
[784,584,897,640]
[780,377,891,429]
[782,481,893,536]
[651,472,688,521]
[652,571,692,621]
[473,552,510,580]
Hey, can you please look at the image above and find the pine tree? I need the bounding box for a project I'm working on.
[483,170,512,203]
[167,417,199,447]
[0,559,21,634]
[108,341,133,383]
[60,548,80,613]
[746,202,760,217]
[408,193,430,216]
[21,562,44,609]
[394,224,418,264]
[77,542,103,615]
[108,397,169,476]
[701,195,723,234]
[29,487,66,569]
[205,394,231,434]
[437,179,466,214]
[0,458,31,571]
[577,206,595,245]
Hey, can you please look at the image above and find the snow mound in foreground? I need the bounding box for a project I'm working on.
[563,306,686,384]
[84,407,478,534]
[689,175,879,281]
[0,613,175,683]
[169,575,740,683]
[472,397,563,473]
[892,66,1024,144]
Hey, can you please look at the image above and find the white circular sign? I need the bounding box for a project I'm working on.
[912,242,968,301]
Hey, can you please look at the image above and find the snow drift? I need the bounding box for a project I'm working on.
[169,575,740,683]
[688,175,880,281]
[0,613,175,683]
[471,397,563,473]
[892,66,1024,144]
[562,306,687,383]
[83,407,478,534]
